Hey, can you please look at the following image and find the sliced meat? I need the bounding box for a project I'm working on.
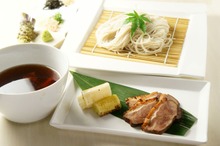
[125,92,161,108]
[141,94,181,134]
[165,94,182,119]
[123,98,158,126]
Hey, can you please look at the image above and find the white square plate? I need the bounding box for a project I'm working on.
[61,0,207,78]
[50,69,210,145]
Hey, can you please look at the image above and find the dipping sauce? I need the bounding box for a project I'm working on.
[0,64,60,93]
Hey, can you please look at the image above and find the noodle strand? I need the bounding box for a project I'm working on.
[95,13,173,57]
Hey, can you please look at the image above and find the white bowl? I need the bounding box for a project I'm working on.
[0,43,69,123]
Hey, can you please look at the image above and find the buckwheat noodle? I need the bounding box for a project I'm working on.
[95,13,173,56]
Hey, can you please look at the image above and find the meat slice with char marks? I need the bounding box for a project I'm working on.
[123,92,182,134]
[123,92,161,126]
[141,94,180,134]
[125,92,161,108]
[123,98,158,126]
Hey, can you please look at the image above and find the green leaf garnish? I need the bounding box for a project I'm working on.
[124,10,151,37]
[70,71,197,136]
[53,13,64,24]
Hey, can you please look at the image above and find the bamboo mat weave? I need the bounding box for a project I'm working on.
[81,10,189,67]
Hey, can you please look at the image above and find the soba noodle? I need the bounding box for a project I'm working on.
[95,13,173,55]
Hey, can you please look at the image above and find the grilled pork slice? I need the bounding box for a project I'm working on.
[141,94,181,134]
[123,98,158,126]
[164,94,182,119]
[125,92,161,108]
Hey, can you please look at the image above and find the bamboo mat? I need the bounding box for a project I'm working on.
[81,10,189,67]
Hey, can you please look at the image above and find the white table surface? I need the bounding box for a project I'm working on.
[0,0,220,146]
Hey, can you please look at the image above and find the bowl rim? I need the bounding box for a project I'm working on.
[0,43,69,95]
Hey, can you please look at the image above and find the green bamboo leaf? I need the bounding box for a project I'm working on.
[124,17,135,24]
[133,10,139,17]
[131,21,138,37]
[139,19,146,33]
[123,19,130,24]
[70,71,197,136]
[71,71,147,112]
[124,11,151,37]
[140,14,146,18]
[140,14,151,23]
[126,13,135,17]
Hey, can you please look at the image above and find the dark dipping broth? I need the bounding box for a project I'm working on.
[0,64,60,93]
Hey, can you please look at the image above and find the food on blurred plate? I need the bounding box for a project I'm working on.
[53,13,64,24]
[78,82,112,109]
[93,94,121,116]
[17,12,65,44]
[61,0,74,6]
[41,30,54,42]
[43,0,64,9]
[17,13,38,43]
[123,92,182,134]
[44,13,64,32]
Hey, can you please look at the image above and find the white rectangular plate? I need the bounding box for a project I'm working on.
[50,69,210,145]
[61,0,207,78]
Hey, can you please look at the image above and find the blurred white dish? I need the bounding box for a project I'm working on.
[0,0,79,49]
